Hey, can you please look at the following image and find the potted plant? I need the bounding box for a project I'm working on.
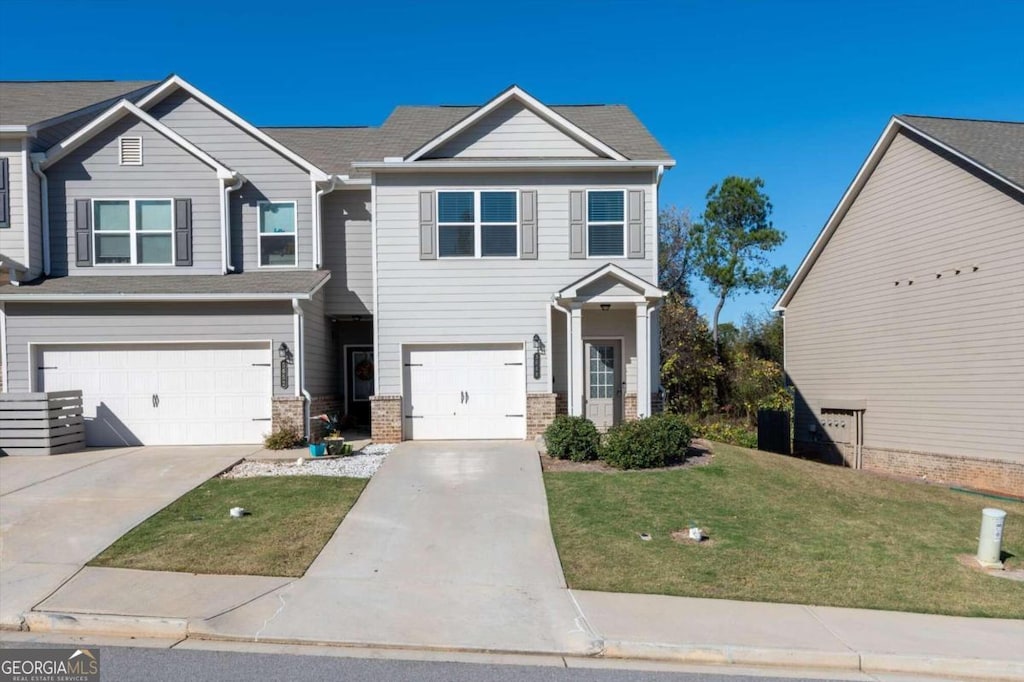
[317,413,350,456]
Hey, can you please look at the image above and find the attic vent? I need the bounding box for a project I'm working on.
[119,136,143,166]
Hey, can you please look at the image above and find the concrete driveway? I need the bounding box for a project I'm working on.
[197,441,596,654]
[0,446,255,627]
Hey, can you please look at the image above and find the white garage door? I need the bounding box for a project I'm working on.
[404,344,525,440]
[37,343,273,446]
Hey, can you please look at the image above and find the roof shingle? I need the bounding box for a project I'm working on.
[897,115,1024,189]
[0,271,329,298]
[0,80,160,127]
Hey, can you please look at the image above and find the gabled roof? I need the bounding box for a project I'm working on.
[557,263,664,300]
[405,85,627,161]
[40,100,237,180]
[775,115,1024,311]
[135,75,330,180]
[264,95,673,178]
[0,80,159,129]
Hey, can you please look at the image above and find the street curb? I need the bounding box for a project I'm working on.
[600,639,860,671]
[24,611,187,639]
[600,639,1024,681]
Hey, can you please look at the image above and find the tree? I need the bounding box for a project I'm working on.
[692,177,789,354]
[658,206,695,297]
[659,293,720,416]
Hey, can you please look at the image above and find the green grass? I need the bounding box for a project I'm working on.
[545,443,1024,618]
[91,476,366,577]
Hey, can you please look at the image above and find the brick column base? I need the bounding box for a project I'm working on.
[272,396,304,436]
[527,393,557,439]
[554,392,568,416]
[624,393,638,422]
[371,395,403,443]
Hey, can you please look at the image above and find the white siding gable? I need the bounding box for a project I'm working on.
[429,102,600,159]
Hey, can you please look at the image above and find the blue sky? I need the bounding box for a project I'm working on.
[2,0,1021,323]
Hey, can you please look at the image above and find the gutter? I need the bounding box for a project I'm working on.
[30,155,50,275]
[551,297,573,413]
[353,159,677,172]
[314,175,341,269]
[292,298,311,442]
[222,173,245,273]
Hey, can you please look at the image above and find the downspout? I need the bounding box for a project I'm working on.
[30,157,50,276]
[314,175,341,269]
[292,298,311,442]
[222,173,244,273]
[551,297,572,413]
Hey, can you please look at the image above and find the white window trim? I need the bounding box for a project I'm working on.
[118,136,143,166]
[436,189,520,259]
[91,198,174,266]
[257,200,298,269]
[585,188,627,259]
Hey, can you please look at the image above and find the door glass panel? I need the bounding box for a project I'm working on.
[589,345,615,399]
[351,351,374,401]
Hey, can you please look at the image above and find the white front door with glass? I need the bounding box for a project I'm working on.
[584,340,621,431]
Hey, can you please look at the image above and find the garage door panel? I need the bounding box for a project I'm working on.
[37,344,272,446]
[404,344,525,440]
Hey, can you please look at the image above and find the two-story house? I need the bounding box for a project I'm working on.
[0,76,674,447]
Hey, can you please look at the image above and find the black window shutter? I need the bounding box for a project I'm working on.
[74,198,92,266]
[174,198,192,266]
[0,158,9,228]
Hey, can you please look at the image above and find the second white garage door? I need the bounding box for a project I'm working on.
[403,344,526,440]
[36,342,273,446]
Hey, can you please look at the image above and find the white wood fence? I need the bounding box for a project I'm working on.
[0,391,85,456]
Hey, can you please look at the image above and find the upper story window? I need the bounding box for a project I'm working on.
[259,201,297,267]
[119,136,143,166]
[438,190,518,258]
[93,199,173,265]
[587,190,625,258]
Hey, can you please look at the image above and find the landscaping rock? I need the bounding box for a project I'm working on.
[222,444,394,480]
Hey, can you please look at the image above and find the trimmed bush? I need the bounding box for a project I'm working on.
[263,425,303,450]
[694,419,757,449]
[601,414,694,469]
[544,415,601,461]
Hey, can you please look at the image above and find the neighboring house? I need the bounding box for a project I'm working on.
[775,115,1024,496]
[0,76,674,448]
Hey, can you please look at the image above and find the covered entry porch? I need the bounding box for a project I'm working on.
[550,264,664,430]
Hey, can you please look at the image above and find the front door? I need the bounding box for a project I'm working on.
[346,346,374,427]
[584,340,621,431]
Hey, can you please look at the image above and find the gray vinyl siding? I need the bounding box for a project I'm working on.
[321,190,372,315]
[0,140,25,265]
[26,163,42,277]
[148,90,314,272]
[46,115,223,276]
[785,131,1024,465]
[374,170,656,395]
[3,301,296,396]
[429,102,599,159]
[301,288,335,396]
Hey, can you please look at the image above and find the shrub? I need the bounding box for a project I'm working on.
[600,414,694,469]
[263,424,304,450]
[694,419,757,449]
[544,415,600,461]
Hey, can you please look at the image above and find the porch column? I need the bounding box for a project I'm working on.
[570,303,584,416]
[635,302,650,418]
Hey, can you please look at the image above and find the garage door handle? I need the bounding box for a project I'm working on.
[252,418,272,422]
[152,394,159,408]
[465,391,469,404]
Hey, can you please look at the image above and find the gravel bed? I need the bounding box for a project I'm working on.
[222,444,394,479]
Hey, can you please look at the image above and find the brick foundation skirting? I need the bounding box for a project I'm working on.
[526,393,557,439]
[795,440,1024,497]
[371,395,403,443]
[309,394,343,440]
[624,393,638,422]
[554,392,568,416]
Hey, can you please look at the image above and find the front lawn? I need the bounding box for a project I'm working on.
[91,476,366,577]
[545,442,1024,618]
